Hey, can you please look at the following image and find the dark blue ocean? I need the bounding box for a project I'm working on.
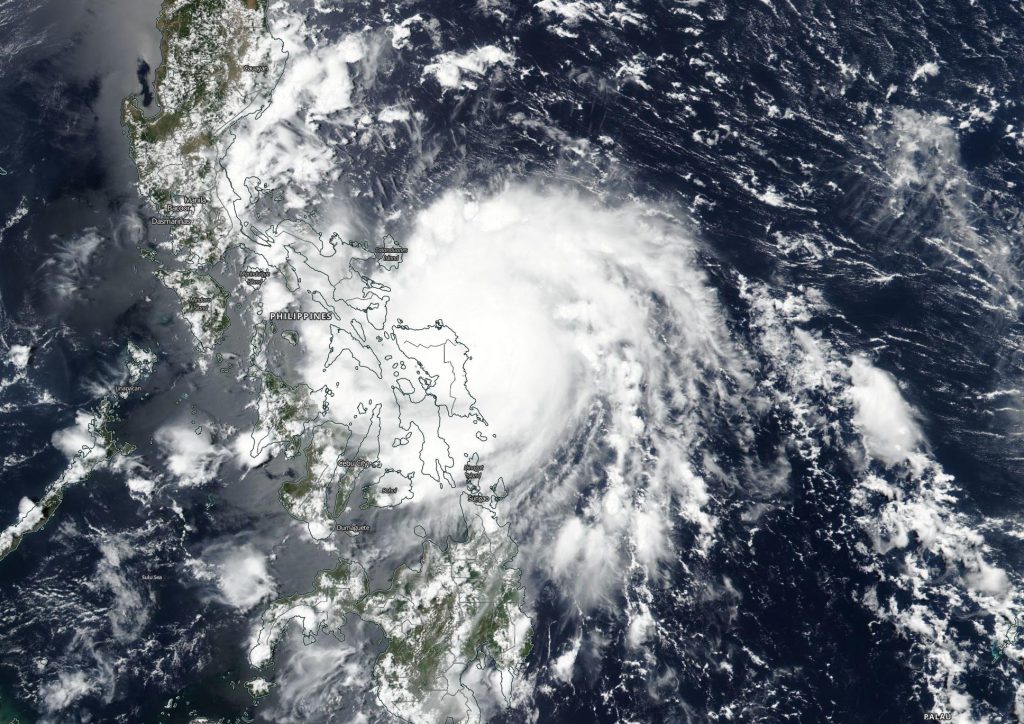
[2,0,1024,721]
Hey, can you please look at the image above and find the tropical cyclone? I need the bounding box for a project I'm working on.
[125,1,532,720]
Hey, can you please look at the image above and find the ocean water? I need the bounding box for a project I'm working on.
[2,0,1024,721]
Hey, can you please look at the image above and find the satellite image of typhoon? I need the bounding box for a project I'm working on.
[4,0,1024,721]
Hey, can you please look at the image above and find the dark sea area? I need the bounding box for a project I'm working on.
[2,0,1024,721]
[0,2,294,721]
